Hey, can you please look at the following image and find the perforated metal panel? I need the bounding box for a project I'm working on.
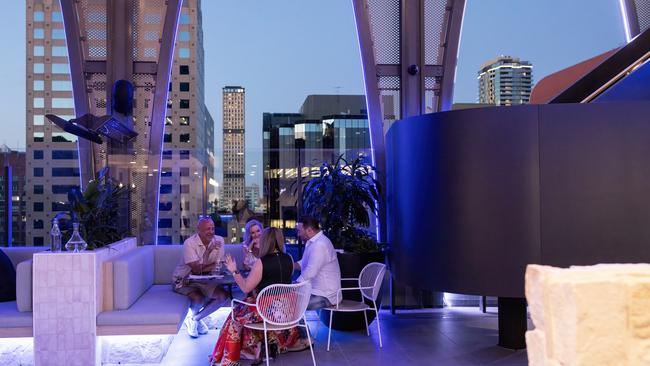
[424,0,447,65]
[367,0,401,65]
[132,0,166,62]
[634,0,650,33]
[80,0,107,61]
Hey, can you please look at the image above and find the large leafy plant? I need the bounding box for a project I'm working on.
[57,167,131,249]
[301,155,381,253]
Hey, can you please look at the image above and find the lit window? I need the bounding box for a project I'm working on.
[165,116,173,125]
[33,132,44,142]
[180,116,190,125]
[52,132,78,142]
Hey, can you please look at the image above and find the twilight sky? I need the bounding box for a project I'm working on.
[0,0,626,188]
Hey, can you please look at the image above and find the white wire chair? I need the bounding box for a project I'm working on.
[232,281,315,366]
[323,262,386,351]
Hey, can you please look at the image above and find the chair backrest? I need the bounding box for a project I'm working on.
[256,282,312,326]
[359,262,386,301]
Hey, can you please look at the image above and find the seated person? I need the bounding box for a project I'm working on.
[210,227,310,366]
[172,217,229,338]
[242,219,263,270]
[294,216,341,309]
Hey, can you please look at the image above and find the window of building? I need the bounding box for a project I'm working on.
[178,31,190,42]
[168,82,172,92]
[178,48,190,58]
[34,63,44,73]
[180,167,190,176]
[52,29,66,40]
[180,99,189,109]
[52,46,67,57]
[179,134,190,143]
[180,150,190,160]
[33,220,44,229]
[52,81,72,91]
[33,98,44,108]
[52,150,78,159]
[164,133,172,143]
[165,116,173,125]
[180,13,190,24]
[33,46,44,56]
[52,12,63,22]
[33,237,44,245]
[167,99,172,109]
[33,80,44,91]
[180,217,190,227]
[160,184,173,194]
[51,63,68,74]
[34,28,44,39]
[33,11,44,22]
[33,150,44,159]
[180,184,190,194]
[33,202,44,212]
[52,167,80,177]
[34,185,44,194]
[180,116,190,125]
[33,132,44,142]
[52,98,74,109]
[157,236,172,245]
[179,82,190,92]
[163,150,172,160]
[159,202,172,211]
[161,170,172,177]
[179,65,189,75]
[158,218,173,228]
[52,132,77,143]
[52,202,69,211]
[52,185,77,194]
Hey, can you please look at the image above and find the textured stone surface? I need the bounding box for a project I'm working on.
[525,264,650,365]
[100,335,174,364]
[0,338,34,366]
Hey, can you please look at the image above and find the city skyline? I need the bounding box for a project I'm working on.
[0,0,627,189]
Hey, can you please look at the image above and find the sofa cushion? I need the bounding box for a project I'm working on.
[97,285,189,326]
[0,301,32,328]
[15,260,33,312]
[0,249,16,302]
[113,246,154,310]
[153,246,183,285]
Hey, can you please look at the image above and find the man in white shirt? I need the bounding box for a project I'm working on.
[172,217,228,337]
[294,217,341,309]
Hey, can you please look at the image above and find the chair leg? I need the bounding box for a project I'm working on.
[264,327,270,366]
[304,316,317,366]
[314,309,321,339]
[363,310,369,336]
[374,301,382,348]
[327,309,333,352]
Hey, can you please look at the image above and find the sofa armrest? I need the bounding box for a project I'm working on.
[16,259,33,312]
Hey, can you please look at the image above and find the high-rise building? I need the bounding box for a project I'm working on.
[0,146,27,245]
[478,56,533,106]
[25,0,214,245]
[263,95,370,230]
[244,183,260,212]
[222,86,246,212]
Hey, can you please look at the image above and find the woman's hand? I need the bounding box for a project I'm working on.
[225,254,238,273]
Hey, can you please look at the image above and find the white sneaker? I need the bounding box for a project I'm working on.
[197,319,209,335]
[185,318,198,338]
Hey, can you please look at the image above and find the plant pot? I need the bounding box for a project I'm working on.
[319,251,385,331]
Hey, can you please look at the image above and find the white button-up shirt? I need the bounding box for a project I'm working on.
[297,231,341,304]
[172,233,225,280]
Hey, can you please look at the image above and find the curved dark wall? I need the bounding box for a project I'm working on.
[386,102,650,298]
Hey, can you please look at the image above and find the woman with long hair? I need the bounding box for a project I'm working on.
[242,219,263,270]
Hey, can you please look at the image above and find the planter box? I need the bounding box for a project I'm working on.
[32,238,137,366]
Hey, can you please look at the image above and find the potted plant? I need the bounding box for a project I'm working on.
[301,154,385,330]
[56,167,131,250]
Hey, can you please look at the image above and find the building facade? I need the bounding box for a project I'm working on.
[478,56,533,106]
[222,86,246,212]
[0,147,27,246]
[263,95,369,230]
[25,0,214,245]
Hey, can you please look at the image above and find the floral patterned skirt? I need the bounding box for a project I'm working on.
[209,295,305,366]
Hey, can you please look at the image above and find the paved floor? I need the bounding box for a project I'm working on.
[159,307,530,366]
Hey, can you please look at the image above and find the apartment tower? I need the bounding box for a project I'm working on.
[478,56,533,106]
[222,86,246,212]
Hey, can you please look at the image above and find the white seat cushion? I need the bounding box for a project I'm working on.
[97,285,189,326]
[325,300,370,312]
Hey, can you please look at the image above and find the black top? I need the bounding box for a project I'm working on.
[256,252,293,293]
[0,249,16,302]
